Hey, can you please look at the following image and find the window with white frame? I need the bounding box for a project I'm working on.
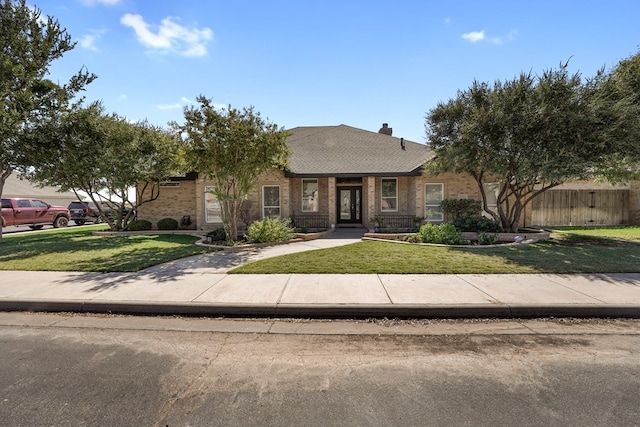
[425,183,444,221]
[204,186,222,223]
[483,182,500,217]
[302,179,318,212]
[262,185,280,218]
[381,178,398,211]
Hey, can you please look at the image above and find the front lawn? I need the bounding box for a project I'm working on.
[0,225,212,272]
[230,230,640,274]
[551,225,640,241]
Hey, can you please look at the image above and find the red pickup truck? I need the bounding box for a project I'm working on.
[1,198,70,229]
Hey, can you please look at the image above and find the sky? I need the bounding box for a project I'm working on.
[37,0,640,144]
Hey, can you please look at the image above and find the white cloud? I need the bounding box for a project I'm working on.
[461,30,485,43]
[120,13,213,57]
[156,103,182,110]
[79,29,105,52]
[80,0,122,5]
[461,29,517,45]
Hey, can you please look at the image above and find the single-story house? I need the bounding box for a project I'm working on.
[137,123,640,231]
[2,173,80,207]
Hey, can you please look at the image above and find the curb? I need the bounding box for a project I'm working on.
[1,300,638,319]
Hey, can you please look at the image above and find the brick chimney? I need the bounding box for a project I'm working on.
[378,123,392,136]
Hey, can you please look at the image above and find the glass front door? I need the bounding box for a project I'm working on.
[338,187,362,224]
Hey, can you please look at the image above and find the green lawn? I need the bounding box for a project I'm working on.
[230,228,640,274]
[0,225,212,272]
[551,225,640,241]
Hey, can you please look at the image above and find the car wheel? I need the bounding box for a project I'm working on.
[29,225,44,230]
[53,216,69,228]
[74,220,86,226]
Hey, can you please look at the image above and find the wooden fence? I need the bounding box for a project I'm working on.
[531,189,629,226]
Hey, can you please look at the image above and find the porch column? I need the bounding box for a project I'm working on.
[328,177,336,227]
[415,174,424,218]
[366,176,375,227]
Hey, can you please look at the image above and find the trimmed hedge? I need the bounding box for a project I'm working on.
[127,219,152,231]
[157,217,179,230]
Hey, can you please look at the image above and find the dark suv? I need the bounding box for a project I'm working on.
[67,201,104,225]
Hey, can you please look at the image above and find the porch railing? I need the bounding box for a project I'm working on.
[377,215,420,230]
[290,215,330,230]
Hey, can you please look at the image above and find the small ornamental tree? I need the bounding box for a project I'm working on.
[0,0,94,242]
[22,103,180,231]
[177,96,290,242]
[426,62,630,232]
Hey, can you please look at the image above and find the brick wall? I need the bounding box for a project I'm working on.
[136,180,197,229]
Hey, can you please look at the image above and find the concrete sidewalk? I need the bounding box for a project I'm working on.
[1,228,640,318]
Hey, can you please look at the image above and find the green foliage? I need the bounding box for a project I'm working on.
[207,227,227,242]
[402,234,423,243]
[477,232,499,245]
[157,217,179,230]
[21,103,180,231]
[418,223,463,245]
[0,0,95,242]
[245,217,295,244]
[452,216,503,232]
[440,199,482,220]
[177,96,290,242]
[127,219,152,231]
[425,61,634,231]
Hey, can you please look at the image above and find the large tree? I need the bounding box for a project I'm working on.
[22,102,180,230]
[178,96,290,242]
[0,0,94,241]
[426,62,624,232]
[590,49,640,183]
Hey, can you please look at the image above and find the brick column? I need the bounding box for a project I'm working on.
[367,176,376,228]
[327,177,336,227]
[415,174,424,218]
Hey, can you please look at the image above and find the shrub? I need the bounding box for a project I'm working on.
[440,199,482,220]
[477,232,499,245]
[402,234,422,243]
[418,223,463,245]
[157,217,179,230]
[452,216,503,233]
[246,217,296,243]
[207,227,227,242]
[127,219,152,231]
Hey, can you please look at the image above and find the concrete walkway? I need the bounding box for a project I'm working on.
[1,228,640,318]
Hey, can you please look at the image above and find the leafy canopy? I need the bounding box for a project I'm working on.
[425,61,633,232]
[23,102,180,231]
[177,96,290,241]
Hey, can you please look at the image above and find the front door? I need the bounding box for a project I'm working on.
[337,187,362,224]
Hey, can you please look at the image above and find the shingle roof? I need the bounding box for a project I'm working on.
[285,125,434,177]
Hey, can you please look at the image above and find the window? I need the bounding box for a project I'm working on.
[381,178,398,212]
[263,185,280,218]
[17,200,31,208]
[302,179,318,212]
[425,183,444,221]
[204,186,222,223]
[32,200,49,208]
[483,182,500,217]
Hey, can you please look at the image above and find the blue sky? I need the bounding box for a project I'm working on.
[38,0,639,144]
